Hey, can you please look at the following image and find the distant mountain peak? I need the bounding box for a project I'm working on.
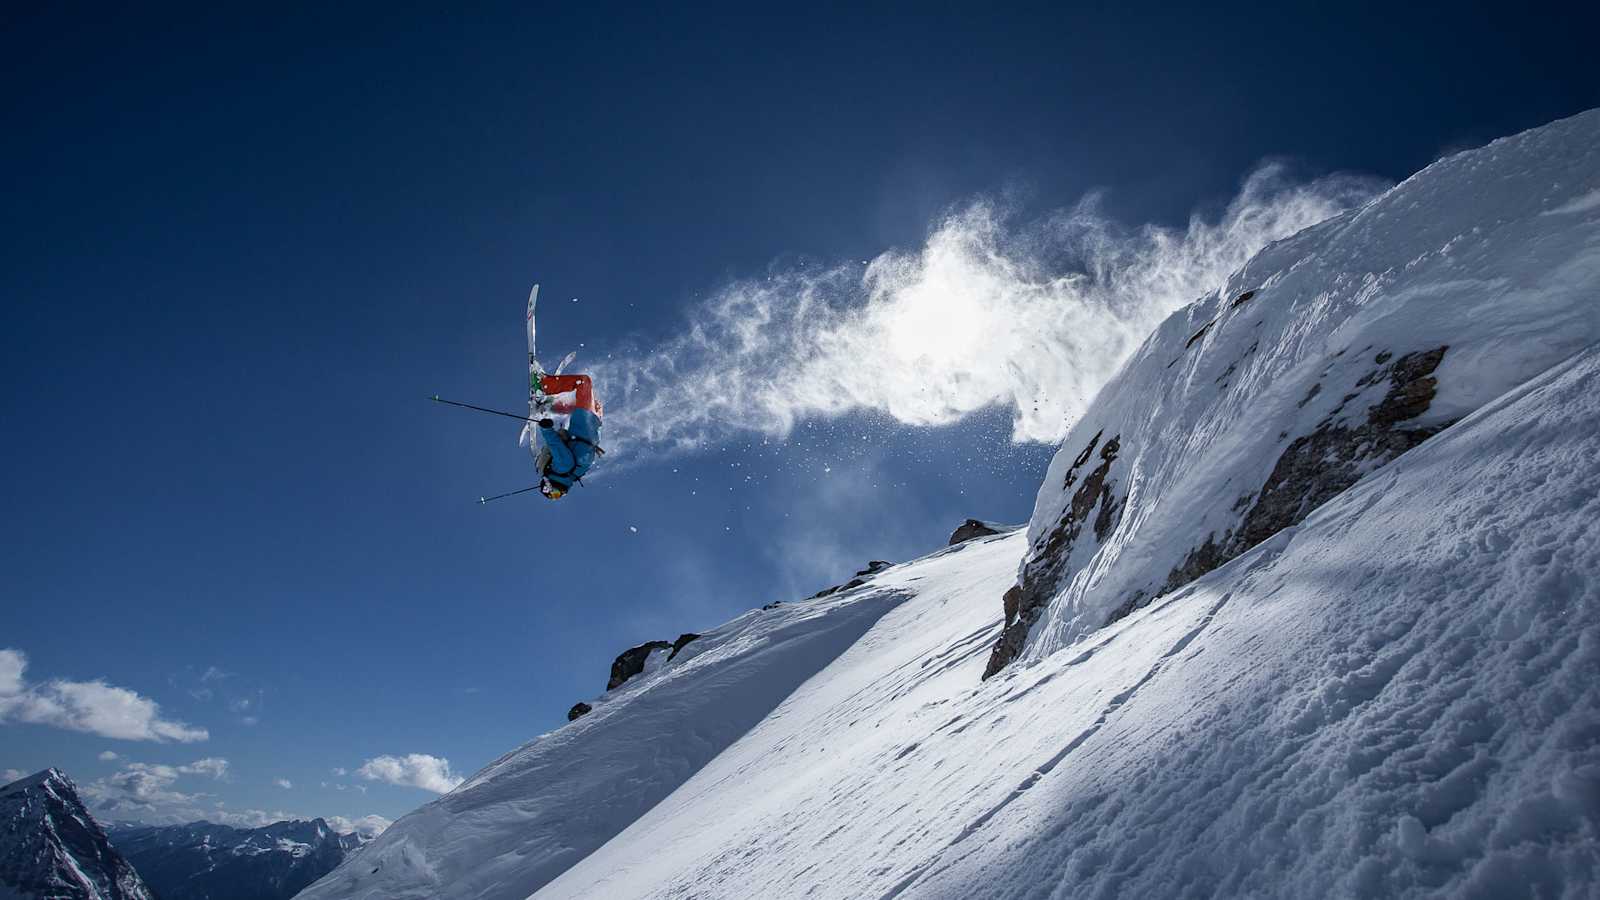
[0,767,155,900]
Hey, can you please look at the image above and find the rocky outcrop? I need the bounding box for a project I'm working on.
[1113,346,1453,622]
[949,520,1001,545]
[669,632,700,660]
[570,633,704,717]
[810,561,895,599]
[990,345,1455,677]
[985,431,1122,677]
[572,559,893,719]
[608,641,675,690]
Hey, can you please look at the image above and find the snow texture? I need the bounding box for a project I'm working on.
[298,585,910,900]
[540,341,1600,899]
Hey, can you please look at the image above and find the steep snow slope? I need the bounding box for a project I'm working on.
[542,336,1600,899]
[299,581,911,900]
[993,108,1600,670]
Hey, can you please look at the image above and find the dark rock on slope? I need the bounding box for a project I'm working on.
[949,519,1002,545]
[811,560,895,599]
[986,431,1122,677]
[986,344,1454,677]
[1112,346,1452,622]
[608,641,675,690]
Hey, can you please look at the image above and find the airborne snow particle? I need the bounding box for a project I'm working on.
[629,526,639,533]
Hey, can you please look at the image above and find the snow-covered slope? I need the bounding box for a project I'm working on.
[308,109,1600,900]
[298,579,911,900]
[107,818,363,900]
[991,107,1600,672]
[544,334,1600,900]
[0,769,154,900]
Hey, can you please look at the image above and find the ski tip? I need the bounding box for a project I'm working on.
[478,497,486,505]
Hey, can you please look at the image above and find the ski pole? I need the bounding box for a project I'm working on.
[429,395,535,424]
[478,484,543,505]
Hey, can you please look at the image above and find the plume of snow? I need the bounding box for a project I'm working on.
[592,166,1382,456]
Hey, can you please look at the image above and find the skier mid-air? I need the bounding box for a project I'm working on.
[433,283,603,504]
[527,370,602,500]
[523,284,603,500]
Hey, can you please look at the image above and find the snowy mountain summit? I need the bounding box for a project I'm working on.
[0,769,155,900]
[306,109,1600,900]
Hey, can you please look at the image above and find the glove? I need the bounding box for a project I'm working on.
[538,418,554,428]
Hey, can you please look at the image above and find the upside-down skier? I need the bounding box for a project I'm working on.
[523,284,603,501]
[431,283,604,504]
[528,371,603,500]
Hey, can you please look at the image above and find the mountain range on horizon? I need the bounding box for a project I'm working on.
[1,768,371,900]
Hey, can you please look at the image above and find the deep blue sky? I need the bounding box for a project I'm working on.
[3,2,1595,825]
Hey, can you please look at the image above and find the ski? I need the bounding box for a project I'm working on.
[522,284,544,450]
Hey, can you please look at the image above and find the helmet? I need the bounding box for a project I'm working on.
[539,479,566,501]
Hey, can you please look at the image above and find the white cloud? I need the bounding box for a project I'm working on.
[82,763,203,815]
[0,653,23,696]
[2,768,24,783]
[357,754,463,794]
[79,759,370,831]
[179,757,229,779]
[204,806,304,829]
[98,750,121,762]
[274,778,293,789]
[592,168,1382,456]
[330,767,347,777]
[0,649,207,743]
[325,814,392,838]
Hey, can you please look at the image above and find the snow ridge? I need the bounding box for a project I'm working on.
[299,579,911,900]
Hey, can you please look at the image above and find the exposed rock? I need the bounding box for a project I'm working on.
[950,519,1002,545]
[608,640,674,690]
[567,702,592,721]
[991,345,1455,676]
[1111,346,1453,624]
[985,432,1122,678]
[1000,585,1023,628]
[668,633,700,661]
[811,560,896,599]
